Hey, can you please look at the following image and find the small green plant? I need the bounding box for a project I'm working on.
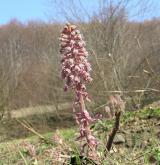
[150,148,160,163]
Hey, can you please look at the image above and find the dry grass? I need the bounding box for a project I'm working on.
[0,108,159,164]
[11,103,72,118]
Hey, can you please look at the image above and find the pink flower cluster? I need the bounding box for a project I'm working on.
[75,109,99,151]
[60,23,92,98]
[60,23,98,154]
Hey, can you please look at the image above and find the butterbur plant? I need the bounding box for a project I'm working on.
[59,23,124,163]
[59,23,99,159]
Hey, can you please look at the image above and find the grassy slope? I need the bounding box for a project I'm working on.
[0,108,160,165]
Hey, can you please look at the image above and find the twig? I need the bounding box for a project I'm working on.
[129,146,160,162]
[15,119,53,145]
[102,88,160,93]
[106,111,121,152]
[19,150,28,165]
[94,103,108,111]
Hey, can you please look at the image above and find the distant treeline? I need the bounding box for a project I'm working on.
[0,16,160,114]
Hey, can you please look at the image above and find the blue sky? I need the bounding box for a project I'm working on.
[0,0,47,24]
[0,0,160,25]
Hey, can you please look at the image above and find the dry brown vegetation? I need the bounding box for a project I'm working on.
[0,17,160,117]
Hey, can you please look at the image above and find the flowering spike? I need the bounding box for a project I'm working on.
[60,23,98,158]
[60,23,92,96]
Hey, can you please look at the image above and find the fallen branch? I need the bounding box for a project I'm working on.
[102,88,160,93]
